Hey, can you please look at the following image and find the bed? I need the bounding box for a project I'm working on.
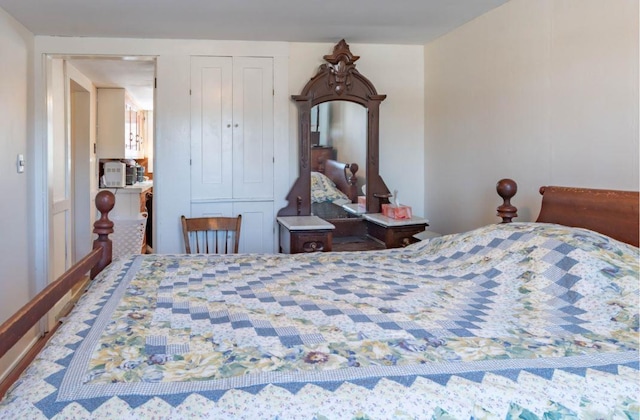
[0,180,638,419]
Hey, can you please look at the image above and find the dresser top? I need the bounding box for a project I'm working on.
[277,216,335,231]
[363,213,428,227]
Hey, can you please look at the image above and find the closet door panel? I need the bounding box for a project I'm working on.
[232,57,274,199]
[191,57,233,200]
[190,202,234,218]
[232,201,275,254]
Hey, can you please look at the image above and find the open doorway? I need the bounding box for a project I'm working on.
[44,56,155,300]
[65,56,156,256]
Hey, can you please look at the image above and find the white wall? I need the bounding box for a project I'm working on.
[424,0,639,235]
[0,8,36,378]
[289,43,425,215]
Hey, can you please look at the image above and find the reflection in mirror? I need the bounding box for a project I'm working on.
[311,101,367,193]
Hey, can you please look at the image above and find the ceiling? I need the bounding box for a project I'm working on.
[0,0,509,109]
[67,57,156,110]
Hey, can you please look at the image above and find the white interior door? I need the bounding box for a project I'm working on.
[48,59,73,330]
[70,80,92,263]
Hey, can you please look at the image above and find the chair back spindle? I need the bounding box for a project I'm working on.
[181,215,242,254]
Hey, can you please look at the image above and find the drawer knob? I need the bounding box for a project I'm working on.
[302,241,324,252]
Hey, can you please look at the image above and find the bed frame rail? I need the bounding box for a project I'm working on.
[0,247,102,358]
[0,190,114,394]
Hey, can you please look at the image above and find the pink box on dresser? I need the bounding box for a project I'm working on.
[381,204,412,219]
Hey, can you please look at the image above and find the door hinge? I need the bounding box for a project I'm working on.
[154,78,157,89]
[189,89,192,95]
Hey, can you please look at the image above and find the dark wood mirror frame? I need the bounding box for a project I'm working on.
[278,39,390,216]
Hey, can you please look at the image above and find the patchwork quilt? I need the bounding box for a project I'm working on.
[0,223,638,419]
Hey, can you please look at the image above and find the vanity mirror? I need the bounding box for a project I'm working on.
[278,39,390,218]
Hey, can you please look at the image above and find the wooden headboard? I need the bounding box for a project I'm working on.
[497,179,639,247]
[536,186,639,247]
[317,159,359,203]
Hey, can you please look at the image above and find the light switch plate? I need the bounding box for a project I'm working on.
[17,154,25,173]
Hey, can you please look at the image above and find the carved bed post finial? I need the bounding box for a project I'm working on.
[348,163,359,186]
[496,179,518,223]
[91,190,115,278]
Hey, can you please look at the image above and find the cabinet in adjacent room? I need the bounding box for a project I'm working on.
[190,56,275,253]
[97,88,146,159]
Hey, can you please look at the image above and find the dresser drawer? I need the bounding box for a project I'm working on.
[279,226,333,254]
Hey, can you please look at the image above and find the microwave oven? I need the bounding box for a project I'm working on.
[103,162,126,187]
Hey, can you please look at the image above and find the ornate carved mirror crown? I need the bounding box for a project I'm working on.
[278,39,390,216]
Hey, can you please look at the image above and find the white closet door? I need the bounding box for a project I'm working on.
[232,57,274,199]
[191,56,233,200]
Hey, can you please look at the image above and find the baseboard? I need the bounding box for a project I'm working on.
[0,332,39,387]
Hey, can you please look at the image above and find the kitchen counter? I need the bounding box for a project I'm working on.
[101,180,153,194]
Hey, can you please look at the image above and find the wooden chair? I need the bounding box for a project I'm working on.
[180,215,242,254]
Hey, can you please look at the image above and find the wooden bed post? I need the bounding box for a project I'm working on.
[347,163,359,203]
[91,190,115,279]
[496,179,518,223]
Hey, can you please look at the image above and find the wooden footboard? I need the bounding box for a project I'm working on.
[0,190,114,396]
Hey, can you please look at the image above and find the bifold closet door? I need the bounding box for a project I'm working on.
[191,56,273,200]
